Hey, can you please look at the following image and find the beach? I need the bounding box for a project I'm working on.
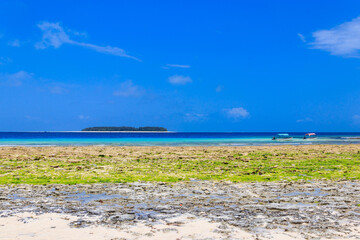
[0,145,360,239]
[3,0,360,238]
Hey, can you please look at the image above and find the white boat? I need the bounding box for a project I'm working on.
[272,133,292,140]
[304,133,316,139]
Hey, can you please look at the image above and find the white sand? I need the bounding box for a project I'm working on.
[0,212,354,240]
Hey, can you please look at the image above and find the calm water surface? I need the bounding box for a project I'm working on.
[0,132,359,146]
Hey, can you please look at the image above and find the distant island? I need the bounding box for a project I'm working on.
[82,126,167,132]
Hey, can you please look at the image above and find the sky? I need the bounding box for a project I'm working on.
[1,0,360,132]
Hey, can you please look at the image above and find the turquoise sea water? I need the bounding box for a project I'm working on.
[0,132,359,146]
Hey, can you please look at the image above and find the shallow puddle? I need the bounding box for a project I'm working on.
[65,192,127,204]
[283,188,328,197]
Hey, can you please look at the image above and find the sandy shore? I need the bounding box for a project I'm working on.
[0,212,300,240]
[1,181,360,239]
[0,145,360,239]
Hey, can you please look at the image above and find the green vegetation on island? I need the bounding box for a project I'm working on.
[82,126,167,131]
[0,145,360,184]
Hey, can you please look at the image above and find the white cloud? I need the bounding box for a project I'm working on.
[0,71,33,87]
[163,64,191,69]
[113,80,145,97]
[8,39,21,47]
[184,113,207,122]
[78,115,90,120]
[311,17,360,57]
[35,22,140,60]
[296,117,313,123]
[69,29,87,37]
[0,57,12,65]
[216,85,223,92]
[75,42,139,59]
[225,107,250,119]
[298,33,306,43]
[35,22,71,49]
[0,71,76,95]
[168,75,192,85]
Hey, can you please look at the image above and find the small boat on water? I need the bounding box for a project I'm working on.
[304,133,316,139]
[272,133,292,140]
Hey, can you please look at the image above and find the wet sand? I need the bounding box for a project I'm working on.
[1,181,360,239]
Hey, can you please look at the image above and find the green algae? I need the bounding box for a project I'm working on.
[0,146,359,184]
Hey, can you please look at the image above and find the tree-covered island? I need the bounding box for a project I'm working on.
[82,126,167,131]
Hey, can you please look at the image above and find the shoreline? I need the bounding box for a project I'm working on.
[0,132,360,147]
[0,131,173,133]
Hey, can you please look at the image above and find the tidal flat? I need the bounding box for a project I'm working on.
[0,145,360,239]
[1,181,360,239]
[0,145,359,184]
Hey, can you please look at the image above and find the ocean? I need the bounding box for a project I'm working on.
[0,132,359,146]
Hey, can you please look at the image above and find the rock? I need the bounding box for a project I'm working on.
[108,214,135,222]
[70,219,88,228]
[0,180,360,239]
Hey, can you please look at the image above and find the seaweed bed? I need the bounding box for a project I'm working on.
[0,144,359,184]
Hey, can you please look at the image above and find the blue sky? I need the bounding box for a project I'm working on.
[1,0,360,131]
